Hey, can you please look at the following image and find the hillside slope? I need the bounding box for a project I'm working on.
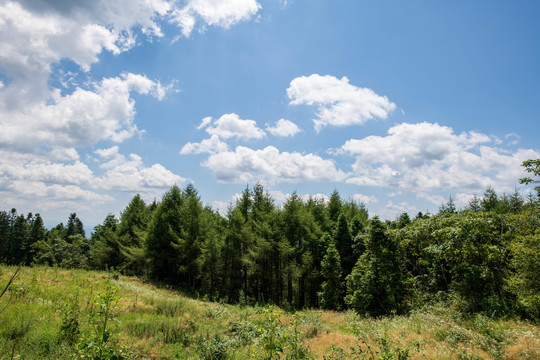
[1,266,539,359]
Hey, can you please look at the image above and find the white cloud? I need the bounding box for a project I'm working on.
[0,145,186,214]
[0,151,93,186]
[505,132,520,146]
[352,193,378,205]
[203,145,348,184]
[0,149,111,212]
[95,146,187,191]
[171,0,261,37]
[197,116,213,130]
[180,134,229,155]
[0,0,170,106]
[341,122,540,197]
[287,74,396,132]
[266,119,301,137]
[0,73,170,153]
[0,0,256,214]
[204,113,266,140]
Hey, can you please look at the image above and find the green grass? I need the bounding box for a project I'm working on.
[1,266,539,359]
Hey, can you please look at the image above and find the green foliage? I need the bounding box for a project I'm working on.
[74,280,131,360]
[59,297,81,344]
[507,210,540,318]
[333,214,353,277]
[196,334,234,360]
[346,217,410,316]
[318,238,342,310]
[519,158,540,196]
[146,185,185,281]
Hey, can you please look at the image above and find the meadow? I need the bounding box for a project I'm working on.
[1,266,539,359]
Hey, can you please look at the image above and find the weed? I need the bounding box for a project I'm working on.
[59,297,81,344]
[73,279,132,359]
[229,319,259,345]
[196,334,235,360]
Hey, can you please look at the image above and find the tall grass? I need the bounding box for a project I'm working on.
[0,266,539,359]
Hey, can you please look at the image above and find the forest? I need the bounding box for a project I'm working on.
[1,160,539,321]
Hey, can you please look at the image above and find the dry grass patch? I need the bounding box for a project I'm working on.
[306,331,357,358]
[506,335,540,359]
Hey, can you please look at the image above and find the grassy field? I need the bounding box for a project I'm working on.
[0,266,539,359]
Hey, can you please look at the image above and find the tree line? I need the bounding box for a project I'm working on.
[1,161,539,319]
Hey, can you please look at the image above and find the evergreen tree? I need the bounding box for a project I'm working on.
[0,210,9,262]
[509,189,524,213]
[468,195,482,213]
[349,216,365,238]
[117,195,151,275]
[282,192,321,307]
[439,196,457,214]
[197,208,224,294]
[396,212,411,229]
[318,237,342,310]
[146,185,185,281]
[8,214,29,264]
[177,184,204,286]
[90,214,121,270]
[27,213,45,264]
[333,213,354,277]
[66,212,85,239]
[346,217,409,316]
[481,187,499,212]
[306,196,331,234]
[327,190,342,225]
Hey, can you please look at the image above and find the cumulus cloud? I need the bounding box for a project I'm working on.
[171,0,261,37]
[203,145,348,184]
[341,122,540,201]
[0,150,111,212]
[180,134,229,155]
[95,146,187,191]
[0,0,258,214]
[200,113,266,140]
[352,193,378,205]
[0,145,186,213]
[266,119,301,137]
[0,151,93,186]
[0,73,170,152]
[287,74,396,132]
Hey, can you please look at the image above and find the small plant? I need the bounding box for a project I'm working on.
[73,279,131,359]
[258,305,286,359]
[286,315,313,360]
[59,297,81,344]
[196,334,234,360]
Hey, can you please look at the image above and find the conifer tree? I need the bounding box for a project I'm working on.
[0,210,10,261]
[333,213,354,277]
[146,185,185,281]
[346,217,409,316]
[327,190,342,225]
[318,237,342,310]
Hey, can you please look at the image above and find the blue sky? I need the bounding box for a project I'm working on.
[1,0,539,229]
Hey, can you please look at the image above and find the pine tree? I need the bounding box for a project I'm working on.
[327,190,342,225]
[468,195,482,212]
[0,211,9,262]
[318,238,342,310]
[346,217,409,316]
[116,195,151,275]
[333,213,354,277]
[66,213,85,240]
[146,185,185,281]
[481,187,499,212]
[439,196,456,214]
